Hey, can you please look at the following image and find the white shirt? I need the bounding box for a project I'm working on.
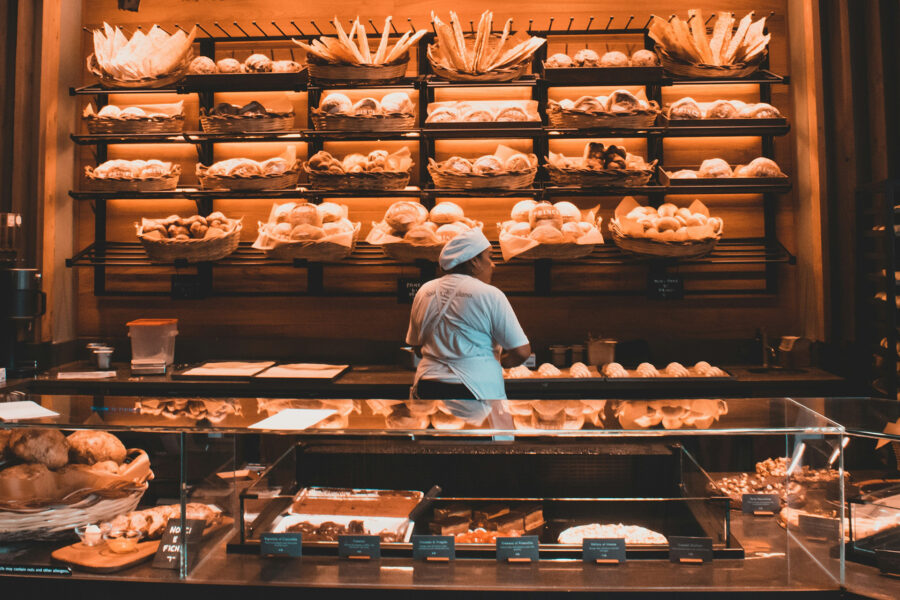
[406,274,529,384]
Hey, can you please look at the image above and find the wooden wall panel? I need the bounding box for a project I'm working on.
[60,0,823,361]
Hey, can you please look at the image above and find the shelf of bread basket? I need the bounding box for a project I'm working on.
[427,12,544,83]
[656,47,765,79]
[84,160,181,192]
[545,145,657,187]
[306,55,411,85]
[366,200,483,262]
[197,148,300,191]
[547,97,660,130]
[499,200,604,261]
[0,444,152,542]
[199,98,296,134]
[428,146,537,190]
[311,92,417,132]
[609,197,723,259]
[304,148,413,191]
[87,52,190,89]
[137,212,242,263]
[253,202,360,262]
[83,102,185,134]
[86,24,196,89]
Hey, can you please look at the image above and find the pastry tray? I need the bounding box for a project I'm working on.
[424,120,543,130]
[604,367,733,382]
[541,66,664,85]
[504,365,603,382]
[171,361,275,380]
[252,363,350,381]
[661,115,788,128]
[180,71,308,91]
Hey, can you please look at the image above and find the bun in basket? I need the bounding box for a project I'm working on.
[529,202,562,229]
[511,200,537,222]
[67,430,127,465]
[317,202,346,223]
[530,224,566,243]
[444,156,473,174]
[290,224,325,241]
[320,93,353,114]
[600,51,629,67]
[472,155,503,175]
[430,201,465,224]
[290,204,322,227]
[9,429,69,469]
[385,201,427,233]
[504,153,532,171]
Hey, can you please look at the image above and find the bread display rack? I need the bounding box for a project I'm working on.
[68,15,794,298]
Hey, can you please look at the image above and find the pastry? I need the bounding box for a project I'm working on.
[434,504,472,520]
[443,156,473,174]
[737,157,784,177]
[511,200,536,222]
[96,104,122,118]
[706,100,739,119]
[530,224,566,243]
[461,108,494,122]
[316,202,346,223]
[341,153,368,173]
[430,201,464,224]
[139,161,171,179]
[271,60,302,73]
[569,362,591,378]
[572,95,605,112]
[381,92,414,114]
[290,204,322,227]
[739,102,781,119]
[472,155,503,175]
[366,150,389,171]
[573,48,600,66]
[664,362,689,377]
[435,222,469,243]
[216,57,242,73]
[607,89,641,113]
[668,97,702,119]
[307,151,342,172]
[405,225,441,244]
[599,51,629,67]
[630,49,659,66]
[529,202,562,229]
[537,363,561,376]
[260,157,290,176]
[603,362,628,378]
[504,153,532,171]
[290,224,325,241]
[495,105,529,122]
[505,365,533,378]
[558,523,666,545]
[352,97,381,116]
[546,53,574,68]
[385,201,426,233]
[698,158,733,178]
[188,56,217,74]
[322,219,354,236]
[636,363,659,378]
[244,53,272,72]
[426,106,460,123]
[9,429,68,469]
[553,201,580,223]
[320,93,353,114]
[223,158,261,177]
[0,463,56,498]
[67,430,126,465]
[431,516,471,535]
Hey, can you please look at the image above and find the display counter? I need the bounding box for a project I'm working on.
[5,392,897,597]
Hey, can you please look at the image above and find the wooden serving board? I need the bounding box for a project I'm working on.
[51,517,233,573]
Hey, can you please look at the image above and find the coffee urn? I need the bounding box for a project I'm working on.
[0,213,45,376]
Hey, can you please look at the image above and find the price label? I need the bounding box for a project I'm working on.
[338,535,381,560]
[648,274,684,300]
[152,518,205,570]
[496,536,539,562]
[397,278,427,304]
[742,494,781,515]
[668,536,713,563]
[583,538,626,564]
[260,532,302,558]
[412,535,455,561]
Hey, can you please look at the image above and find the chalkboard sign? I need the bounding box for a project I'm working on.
[413,535,455,561]
[583,538,626,564]
[171,274,206,299]
[668,536,713,563]
[339,535,381,560]
[152,518,205,570]
[398,279,427,304]
[648,274,684,300]
[742,494,780,515]
[260,532,303,558]
[798,514,840,540]
[496,536,539,562]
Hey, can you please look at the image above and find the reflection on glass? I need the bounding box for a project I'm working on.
[613,399,728,429]
[137,398,243,423]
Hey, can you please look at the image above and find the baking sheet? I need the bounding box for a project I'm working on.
[175,361,275,379]
[504,365,603,381]
[271,513,415,542]
[604,367,733,381]
[254,363,350,380]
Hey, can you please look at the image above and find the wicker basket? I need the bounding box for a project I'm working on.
[308,57,409,84]
[83,165,181,192]
[512,242,597,261]
[87,53,190,89]
[426,37,531,82]
[197,163,300,191]
[305,166,411,191]
[545,164,655,187]
[263,230,358,262]
[310,110,416,132]
[546,102,660,129]
[428,162,537,190]
[85,115,185,135]
[138,220,242,263]
[199,112,295,133]
[381,241,444,262]
[610,220,719,259]
[0,448,151,542]
[655,47,765,79]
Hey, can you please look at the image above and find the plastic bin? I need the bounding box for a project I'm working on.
[127,318,178,365]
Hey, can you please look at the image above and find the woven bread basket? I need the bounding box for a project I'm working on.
[84,115,185,135]
[83,165,181,192]
[197,163,300,191]
[428,163,537,190]
[545,164,655,187]
[381,241,444,262]
[308,57,409,84]
[86,53,190,89]
[426,36,531,82]
[310,110,416,132]
[546,102,660,129]
[199,112,295,134]
[305,167,411,191]
[609,219,719,259]
[511,242,597,261]
[138,220,242,263]
[655,47,765,79]
[261,223,360,262]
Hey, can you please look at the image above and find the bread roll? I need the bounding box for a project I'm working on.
[742,157,784,177]
[472,155,503,175]
[546,53,574,68]
[260,157,290,176]
[600,51,629,67]
[657,203,678,218]
[290,224,325,241]
[225,159,262,177]
[495,106,529,122]
[504,153,532,171]
[435,222,469,242]
[444,156,473,174]
[322,220,354,236]
[461,108,494,122]
[706,99,739,119]
[670,169,698,179]
[380,92,414,114]
[352,97,381,116]
[320,93,353,114]
[699,158,733,178]
[426,107,460,123]
[607,90,640,113]
[404,225,440,244]
[216,58,242,73]
[366,150,389,172]
[511,200,536,222]
[271,60,302,73]
[530,224,566,243]
[561,221,582,239]
[573,96,604,112]
[290,204,322,227]
[529,202,563,229]
[507,221,532,237]
[430,201,464,224]
[573,48,600,66]
[120,107,147,118]
[67,430,126,465]
[341,153,368,173]
[97,104,122,118]
[9,429,69,469]
[0,463,56,499]
[272,222,292,238]
[739,103,781,119]
[553,201,581,223]
[385,201,426,233]
[668,97,702,119]
[306,151,341,172]
[630,49,658,66]
[316,202,346,223]
[244,53,272,72]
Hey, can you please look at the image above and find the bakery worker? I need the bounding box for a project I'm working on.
[407,227,530,416]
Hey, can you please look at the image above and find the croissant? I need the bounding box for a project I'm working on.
[739,103,782,119]
[698,158,733,178]
[546,53,573,68]
[607,90,641,113]
[706,100,739,119]
[738,157,784,177]
[461,108,494,122]
[495,106,529,122]
[668,97,702,119]
[426,106,460,123]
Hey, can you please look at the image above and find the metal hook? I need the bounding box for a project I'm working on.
[431,22,437,34]
[310,21,323,35]
[528,19,533,34]
[368,19,379,35]
[624,15,634,30]
[686,15,695,24]
[586,16,594,31]
[642,16,653,30]
[82,26,91,33]
[605,16,613,30]
[469,20,474,33]
[252,21,267,37]
[705,14,716,25]
[668,14,676,23]
[233,22,250,37]
[271,22,287,36]
[288,21,302,35]
[159,26,170,35]
[548,17,554,31]
[390,20,399,34]
[566,17,573,31]
[214,22,232,37]
[196,24,212,37]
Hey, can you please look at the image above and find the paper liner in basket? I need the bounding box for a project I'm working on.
[84,100,185,119]
[612,197,722,241]
[498,207,604,261]
[366,220,485,261]
[253,201,359,253]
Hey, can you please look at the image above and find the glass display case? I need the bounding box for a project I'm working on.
[0,393,854,593]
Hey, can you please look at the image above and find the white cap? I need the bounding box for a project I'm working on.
[438,227,490,270]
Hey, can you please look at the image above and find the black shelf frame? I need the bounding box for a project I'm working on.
[70,17,794,298]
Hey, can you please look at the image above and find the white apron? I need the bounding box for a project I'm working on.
[410,275,507,403]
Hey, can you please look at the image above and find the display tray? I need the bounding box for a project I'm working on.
[423,121,543,130]
[604,367,733,382]
[661,115,788,128]
[252,363,350,381]
[51,517,233,573]
[666,176,789,187]
[171,361,276,380]
[180,72,308,91]
[504,366,603,382]
[541,66,664,85]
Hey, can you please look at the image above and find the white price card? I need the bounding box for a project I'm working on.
[0,401,60,421]
[249,408,337,431]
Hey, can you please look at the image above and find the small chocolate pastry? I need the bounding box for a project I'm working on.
[430,516,471,535]
[433,504,472,521]
[239,101,267,116]
[473,504,510,524]
[518,504,545,531]
[211,102,240,116]
[490,512,525,534]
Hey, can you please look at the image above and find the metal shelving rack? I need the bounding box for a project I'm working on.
[69,15,794,298]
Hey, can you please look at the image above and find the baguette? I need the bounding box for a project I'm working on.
[332,17,364,64]
[449,11,471,71]
[355,19,372,64]
[373,17,392,64]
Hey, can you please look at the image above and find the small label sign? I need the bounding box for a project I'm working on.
[496,536,539,562]
[583,538,626,564]
[413,535,455,561]
[152,518,205,570]
[260,533,302,558]
[668,536,713,563]
[0,565,71,576]
[398,278,427,304]
[798,514,841,540]
[338,535,381,560]
[742,494,781,515]
[875,549,900,576]
[648,274,684,300]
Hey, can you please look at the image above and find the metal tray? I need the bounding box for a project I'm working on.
[541,66,664,85]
